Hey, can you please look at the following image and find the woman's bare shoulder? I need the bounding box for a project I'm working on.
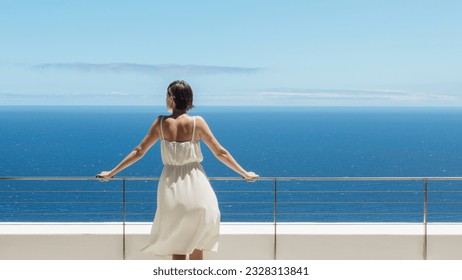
[194,115,214,139]
[194,115,208,126]
[154,115,169,123]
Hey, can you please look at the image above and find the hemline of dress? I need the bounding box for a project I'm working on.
[140,244,219,257]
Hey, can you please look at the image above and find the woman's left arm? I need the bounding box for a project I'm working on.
[96,117,160,180]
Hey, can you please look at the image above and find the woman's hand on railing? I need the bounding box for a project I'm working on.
[95,171,113,182]
[243,171,259,183]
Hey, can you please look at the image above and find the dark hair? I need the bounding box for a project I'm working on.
[167,80,194,111]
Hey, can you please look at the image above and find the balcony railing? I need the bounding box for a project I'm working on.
[2,176,462,259]
[2,176,462,223]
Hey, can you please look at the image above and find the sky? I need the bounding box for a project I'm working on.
[1,0,462,106]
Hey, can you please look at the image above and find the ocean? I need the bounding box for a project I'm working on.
[1,106,462,223]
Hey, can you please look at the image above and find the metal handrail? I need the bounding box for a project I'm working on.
[2,176,462,181]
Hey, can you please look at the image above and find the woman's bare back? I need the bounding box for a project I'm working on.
[159,114,198,142]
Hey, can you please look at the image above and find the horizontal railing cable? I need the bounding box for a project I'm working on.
[2,176,462,181]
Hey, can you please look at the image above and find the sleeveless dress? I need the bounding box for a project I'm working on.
[141,116,220,256]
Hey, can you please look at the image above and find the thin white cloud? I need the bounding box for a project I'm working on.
[0,91,154,106]
[2,88,461,106]
[196,88,462,106]
[252,88,460,102]
[106,91,131,96]
[31,63,261,75]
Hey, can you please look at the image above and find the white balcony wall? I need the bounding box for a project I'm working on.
[1,223,462,260]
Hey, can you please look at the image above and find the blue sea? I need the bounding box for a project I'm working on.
[1,106,462,223]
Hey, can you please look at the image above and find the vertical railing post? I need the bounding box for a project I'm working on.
[273,178,277,260]
[423,178,428,260]
[122,178,126,260]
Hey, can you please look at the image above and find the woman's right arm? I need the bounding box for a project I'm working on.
[196,116,258,181]
[96,116,161,180]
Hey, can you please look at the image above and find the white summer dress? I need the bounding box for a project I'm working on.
[141,116,220,256]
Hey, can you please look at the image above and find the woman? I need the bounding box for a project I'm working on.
[96,80,258,260]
